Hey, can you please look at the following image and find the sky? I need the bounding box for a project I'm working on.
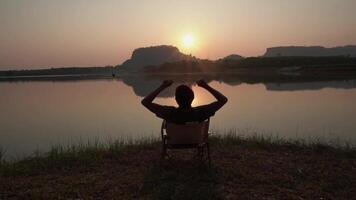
[1,0,356,69]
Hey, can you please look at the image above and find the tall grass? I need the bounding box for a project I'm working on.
[0,137,160,176]
[1,131,355,176]
[211,129,356,150]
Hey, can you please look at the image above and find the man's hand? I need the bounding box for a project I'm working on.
[197,79,209,88]
[161,80,173,88]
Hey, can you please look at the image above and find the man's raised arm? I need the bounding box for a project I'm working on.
[141,80,173,115]
[197,79,228,109]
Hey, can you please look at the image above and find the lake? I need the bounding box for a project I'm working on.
[1,76,356,159]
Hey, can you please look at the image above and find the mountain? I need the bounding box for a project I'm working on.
[264,45,356,57]
[116,45,193,72]
[220,54,244,61]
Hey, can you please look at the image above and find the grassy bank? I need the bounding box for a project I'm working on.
[1,134,356,199]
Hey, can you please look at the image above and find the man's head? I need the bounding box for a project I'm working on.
[175,85,194,108]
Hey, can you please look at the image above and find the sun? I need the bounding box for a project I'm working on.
[182,34,194,48]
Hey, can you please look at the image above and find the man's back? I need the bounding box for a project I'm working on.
[141,80,228,124]
[153,101,224,124]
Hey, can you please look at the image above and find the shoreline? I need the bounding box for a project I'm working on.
[1,134,355,199]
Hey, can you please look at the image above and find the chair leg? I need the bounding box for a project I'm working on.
[200,147,204,161]
[195,147,204,167]
[207,143,211,168]
[161,146,167,159]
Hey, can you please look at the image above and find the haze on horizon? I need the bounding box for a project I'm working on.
[1,0,356,70]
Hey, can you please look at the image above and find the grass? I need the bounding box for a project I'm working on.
[0,137,159,176]
[1,132,356,199]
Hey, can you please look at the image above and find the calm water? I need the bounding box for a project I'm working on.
[1,77,356,159]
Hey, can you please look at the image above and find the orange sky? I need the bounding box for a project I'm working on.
[1,0,356,69]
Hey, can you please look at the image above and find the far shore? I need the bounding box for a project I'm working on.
[1,134,355,199]
[1,56,356,83]
[1,69,356,84]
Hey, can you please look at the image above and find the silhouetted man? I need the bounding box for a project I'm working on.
[141,80,228,123]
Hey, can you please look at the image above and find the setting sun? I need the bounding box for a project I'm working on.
[183,34,194,48]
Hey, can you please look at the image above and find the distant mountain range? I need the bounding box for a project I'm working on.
[116,45,356,73]
[112,45,356,75]
[2,45,356,81]
[264,45,356,57]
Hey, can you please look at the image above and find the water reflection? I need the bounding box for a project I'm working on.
[265,79,356,91]
[1,76,356,159]
[119,74,213,97]
[118,74,356,97]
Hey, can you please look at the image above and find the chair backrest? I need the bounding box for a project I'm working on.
[163,119,210,145]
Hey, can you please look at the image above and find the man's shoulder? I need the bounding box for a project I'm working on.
[152,105,177,120]
[194,102,217,111]
[161,105,176,110]
[192,102,220,118]
[159,105,177,114]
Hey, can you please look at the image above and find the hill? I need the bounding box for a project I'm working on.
[116,45,195,72]
[220,54,244,61]
[264,45,356,57]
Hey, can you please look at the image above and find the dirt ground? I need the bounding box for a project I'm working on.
[1,143,356,199]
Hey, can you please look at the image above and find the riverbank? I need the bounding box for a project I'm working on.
[1,135,356,199]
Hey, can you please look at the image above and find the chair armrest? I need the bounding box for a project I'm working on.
[162,130,167,136]
[162,134,170,140]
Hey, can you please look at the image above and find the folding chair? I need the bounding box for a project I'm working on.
[161,118,211,167]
